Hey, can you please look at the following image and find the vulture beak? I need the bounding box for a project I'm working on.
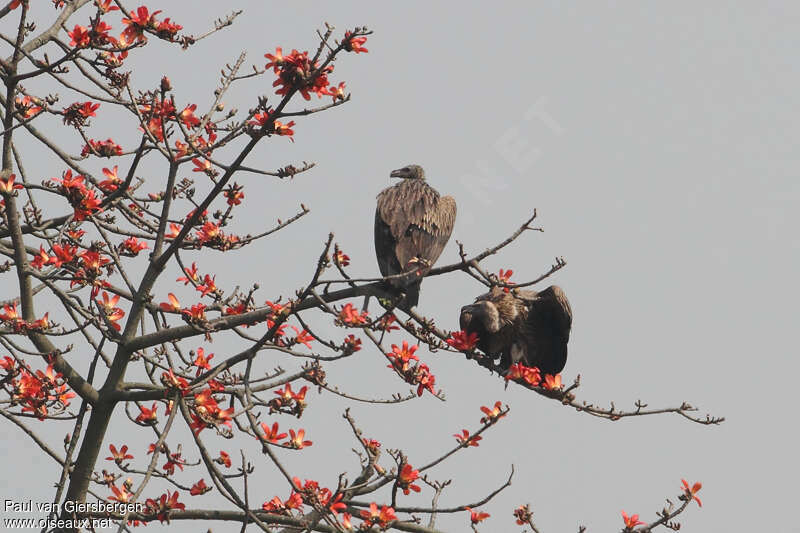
[390,167,408,179]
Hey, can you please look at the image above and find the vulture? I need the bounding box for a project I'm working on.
[459,286,572,375]
[374,164,456,310]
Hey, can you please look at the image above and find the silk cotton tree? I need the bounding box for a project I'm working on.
[0,2,721,532]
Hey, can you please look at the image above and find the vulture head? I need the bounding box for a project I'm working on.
[390,164,426,180]
[459,292,518,334]
[459,286,572,376]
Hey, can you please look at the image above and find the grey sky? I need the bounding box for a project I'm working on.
[1,2,798,532]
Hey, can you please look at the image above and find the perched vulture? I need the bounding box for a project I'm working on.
[374,164,456,310]
[459,286,572,375]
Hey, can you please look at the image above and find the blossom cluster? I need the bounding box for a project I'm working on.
[386,341,437,397]
[0,357,75,420]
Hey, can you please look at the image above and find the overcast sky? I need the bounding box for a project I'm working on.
[2,2,798,532]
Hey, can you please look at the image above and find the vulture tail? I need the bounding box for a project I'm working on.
[388,279,421,314]
[402,280,421,311]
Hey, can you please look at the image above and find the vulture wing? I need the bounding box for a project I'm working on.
[516,286,572,375]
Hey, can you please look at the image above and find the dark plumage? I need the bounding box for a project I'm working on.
[459,286,572,375]
[374,164,456,310]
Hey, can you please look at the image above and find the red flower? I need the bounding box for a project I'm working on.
[376,313,399,331]
[261,496,286,514]
[681,479,702,507]
[323,491,347,515]
[259,421,287,443]
[541,373,562,390]
[177,262,200,285]
[98,165,121,192]
[178,104,200,128]
[14,95,43,118]
[453,429,481,447]
[162,451,185,475]
[68,25,91,47]
[31,246,53,270]
[62,102,100,127]
[266,299,290,316]
[225,300,249,316]
[106,444,134,463]
[95,0,119,14]
[0,302,20,322]
[496,268,515,292]
[362,438,381,451]
[359,503,396,528]
[343,31,368,53]
[155,17,182,40]
[144,490,184,524]
[97,291,125,331]
[51,243,77,266]
[342,334,362,353]
[98,291,120,311]
[266,47,335,101]
[120,237,148,255]
[291,326,314,349]
[165,222,182,239]
[190,479,210,496]
[286,428,312,449]
[267,320,287,340]
[80,250,111,272]
[223,184,244,206]
[514,504,533,525]
[505,362,541,387]
[216,450,231,468]
[159,293,181,312]
[621,510,645,530]
[81,138,122,157]
[479,401,507,424]
[333,249,350,266]
[0,173,23,194]
[66,230,85,242]
[52,384,75,406]
[387,341,418,372]
[109,483,132,503]
[90,20,114,45]
[161,369,190,394]
[0,356,16,372]
[273,383,308,405]
[195,221,221,243]
[338,303,368,326]
[193,347,214,375]
[397,463,421,495]
[264,47,285,72]
[73,189,103,221]
[192,157,213,174]
[136,403,158,424]
[173,140,190,158]
[195,274,217,297]
[120,6,162,45]
[249,111,277,129]
[78,101,100,118]
[465,507,490,524]
[273,120,295,141]
[100,50,127,67]
[330,82,346,102]
[414,364,436,397]
[446,330,479,351]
